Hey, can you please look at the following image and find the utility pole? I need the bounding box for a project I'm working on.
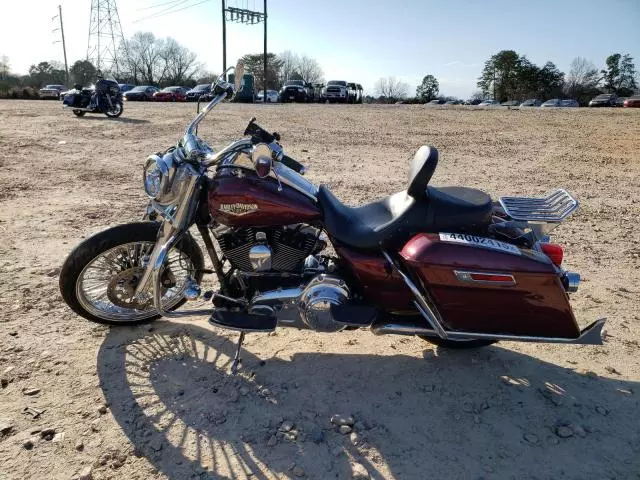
[263,0,267,103]
[52,5,70,86]
[221,0,226,77]
[59,6,69,86]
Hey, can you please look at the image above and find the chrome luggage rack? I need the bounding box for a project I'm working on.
[499,189,578,223]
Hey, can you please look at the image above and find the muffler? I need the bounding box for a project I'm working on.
[371,318,606,345]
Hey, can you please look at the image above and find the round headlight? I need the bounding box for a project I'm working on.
[143,156,163,199]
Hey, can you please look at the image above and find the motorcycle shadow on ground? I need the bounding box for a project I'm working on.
[78,116,150,124]
[97,322,640,480]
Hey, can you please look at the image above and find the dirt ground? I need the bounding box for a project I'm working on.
[0,99,639,480]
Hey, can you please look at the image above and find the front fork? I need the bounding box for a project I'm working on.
[135,173,214,318]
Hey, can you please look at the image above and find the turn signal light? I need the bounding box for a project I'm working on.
[541,243,564,267]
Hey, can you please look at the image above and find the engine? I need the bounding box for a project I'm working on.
[250,274,351,332]
[214,224,325,273]
[214,225,352,332]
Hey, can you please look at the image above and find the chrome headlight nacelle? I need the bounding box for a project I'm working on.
[143,151,175,203]
[143,150,202,209]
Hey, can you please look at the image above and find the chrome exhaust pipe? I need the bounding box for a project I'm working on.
[372,318,606,345]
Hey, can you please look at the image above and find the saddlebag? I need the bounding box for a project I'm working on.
[63,93,90,109]
[400,233,580,338]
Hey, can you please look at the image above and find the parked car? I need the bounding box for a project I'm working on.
[351,84,364,104]
[123,85,159,101]
[322,80,349,103]
[279,80,311,103]
[478,99,501,106]
[185,84,212,102]
[588,93,617,107]
[541,99,562,107]
[561,99,579,107]
[465,98,482,105]
[347,82,359,104]
[119,84,135,93]
[153,86,189,102]
[311,83,325,102]
[623,95,640,107]
[615,97,627,107]
[256,90,279,102]
[40,84,67,99]
[520,99,542,107]
[501,100,520,107]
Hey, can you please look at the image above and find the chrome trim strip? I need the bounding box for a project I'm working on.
[454,270,516,286]
[372,318,606,345]
[381,250,448,339]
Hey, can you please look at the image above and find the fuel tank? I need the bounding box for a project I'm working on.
[208,167,321,227]
[400,233,580,338]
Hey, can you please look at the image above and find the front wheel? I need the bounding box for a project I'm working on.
[105,101,123,118]
[59,222,204,325]
[72,110,86,117]
[420,336,497,349]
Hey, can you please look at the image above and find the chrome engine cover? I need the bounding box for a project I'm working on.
[248,274,350,332]
[299,275,350,332]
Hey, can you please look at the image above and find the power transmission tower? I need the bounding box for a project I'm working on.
[87,0,126,75]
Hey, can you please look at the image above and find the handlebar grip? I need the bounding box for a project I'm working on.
[281,155,306,175]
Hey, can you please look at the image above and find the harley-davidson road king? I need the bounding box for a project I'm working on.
[59,64,605,372]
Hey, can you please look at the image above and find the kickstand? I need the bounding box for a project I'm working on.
[230,331,245,375]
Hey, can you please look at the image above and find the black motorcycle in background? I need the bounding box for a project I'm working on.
[62,78,123,118]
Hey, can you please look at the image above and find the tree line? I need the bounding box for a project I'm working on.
[379,50,637,105]
[0,32,324,98]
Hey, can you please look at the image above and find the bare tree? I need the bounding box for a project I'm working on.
[124,32,165,84]
[564,56,601,105]
[277,51,324,85]
[297,54,324,84]
[0,55,9,80]
[374,76,409,102]
[279,50,299,82]
[161,38,200,86]
[566,57,600,91]
[119,32,200,86]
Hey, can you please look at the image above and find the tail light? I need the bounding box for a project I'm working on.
[540,243,564,267]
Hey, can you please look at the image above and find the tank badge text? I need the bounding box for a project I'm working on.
[219,203,259,215]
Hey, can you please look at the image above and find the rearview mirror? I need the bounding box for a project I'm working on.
[252,143,272,178]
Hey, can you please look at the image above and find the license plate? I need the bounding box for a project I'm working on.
[439,232,521,255]
[289,96,294,100]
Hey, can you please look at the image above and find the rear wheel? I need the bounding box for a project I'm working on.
[59,222,204,325]
[420,336,497,349]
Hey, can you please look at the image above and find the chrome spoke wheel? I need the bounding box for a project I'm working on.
[76,241,193,322]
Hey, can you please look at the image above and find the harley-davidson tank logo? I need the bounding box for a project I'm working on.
[219,203,259,215]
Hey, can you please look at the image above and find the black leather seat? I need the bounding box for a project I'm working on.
[318,146,493,249]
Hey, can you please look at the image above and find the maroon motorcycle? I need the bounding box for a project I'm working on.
[60,65,605,373]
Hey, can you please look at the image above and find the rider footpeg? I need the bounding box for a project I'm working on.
[330,304,378,326]
[209,310,277,332]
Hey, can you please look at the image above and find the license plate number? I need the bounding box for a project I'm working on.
[439,232,521,255]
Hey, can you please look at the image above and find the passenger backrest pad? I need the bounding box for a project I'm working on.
[407,145,439,200]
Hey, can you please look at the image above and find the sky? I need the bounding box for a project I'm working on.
[1,0,639,98]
